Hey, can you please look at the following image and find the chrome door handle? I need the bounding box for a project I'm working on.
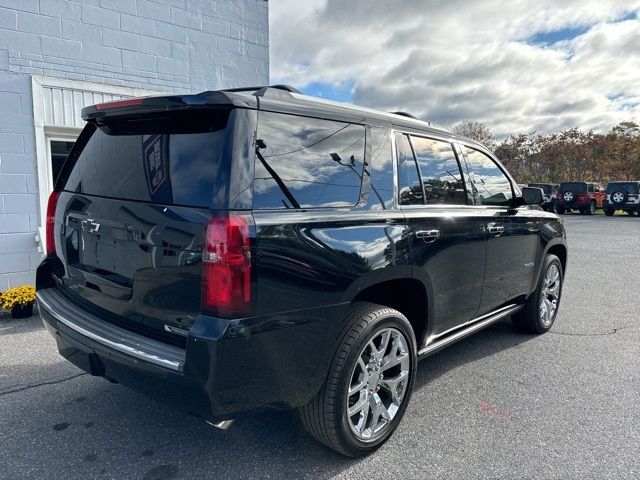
[415,229,440,242]
[487,224,505,235]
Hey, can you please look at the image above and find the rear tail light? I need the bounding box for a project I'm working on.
[45,191,60,255]
[202,214,252,317]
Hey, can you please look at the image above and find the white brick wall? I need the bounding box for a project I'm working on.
[0,0,269,290]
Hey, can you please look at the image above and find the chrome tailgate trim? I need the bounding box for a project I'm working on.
[37,289,185,372]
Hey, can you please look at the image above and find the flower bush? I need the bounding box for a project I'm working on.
[0,285,36,310]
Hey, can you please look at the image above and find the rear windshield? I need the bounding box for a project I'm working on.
[58,111,230,208]
[529,183,552,195]
[607,182,639,194]
[560,182,587,193]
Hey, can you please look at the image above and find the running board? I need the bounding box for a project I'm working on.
[418,304,523,358]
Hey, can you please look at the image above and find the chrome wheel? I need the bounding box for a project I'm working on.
[539,264,560,327]
[346,328,410,442]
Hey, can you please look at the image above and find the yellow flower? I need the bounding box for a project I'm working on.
[0,285,36,310]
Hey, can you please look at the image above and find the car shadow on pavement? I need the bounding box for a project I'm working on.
[413,318,534,390]
[1,317,534,480]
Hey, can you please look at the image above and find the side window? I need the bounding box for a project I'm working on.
[588,184,594,193]
[395,133,423,205]
[367,127,394,210]
[463,147,514,206]
[253,112,365,209]
[410,136,466,205]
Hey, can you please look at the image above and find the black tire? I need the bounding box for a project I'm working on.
[604,207,615,216]
[611,190,628,205]
[299,302,417,457]
[512,254,563,334]
[555,205,566,214]
[587,201,596,215]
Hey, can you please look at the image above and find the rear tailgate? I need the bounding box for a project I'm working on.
[606,182,640,205]
[51,106,237,346]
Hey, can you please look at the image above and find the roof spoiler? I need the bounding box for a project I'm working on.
[81,90,255,122]
[81,85,303,122]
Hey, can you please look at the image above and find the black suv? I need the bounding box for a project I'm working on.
[36,86,567,457]
[603,181,640,216]
[528,183,559,212]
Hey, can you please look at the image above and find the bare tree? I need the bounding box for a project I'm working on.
[451,121,496,150]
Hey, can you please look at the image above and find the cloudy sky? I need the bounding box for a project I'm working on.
[269,0,640,138]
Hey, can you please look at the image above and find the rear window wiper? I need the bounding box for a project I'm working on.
[256,139,301,209]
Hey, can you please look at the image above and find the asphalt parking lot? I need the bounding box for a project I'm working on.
[1,215,639,480]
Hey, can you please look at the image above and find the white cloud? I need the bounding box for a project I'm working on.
[270,0,640,137]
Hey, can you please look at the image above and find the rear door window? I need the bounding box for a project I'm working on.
[410,136,466,205]
[253,112,365,209]
[59,111,230,208]
[367,127,394,210]
[396,133,423,205]
[463,147,514,206]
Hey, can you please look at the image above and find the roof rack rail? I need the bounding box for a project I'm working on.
[269,85,301,93]
[222,86,264,93]
[254,85,302,98]
[390,111,420,120]
[222,85,302,95]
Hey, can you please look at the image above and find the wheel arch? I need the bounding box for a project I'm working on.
[343,272,429,349]
[547,242,567,273]
[530,239,568,297]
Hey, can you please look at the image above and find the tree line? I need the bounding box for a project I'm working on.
[451,120,640,184]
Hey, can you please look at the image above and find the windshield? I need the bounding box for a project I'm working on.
[529,184,552,195]
[560,182,587,193]
[606,182,639,194]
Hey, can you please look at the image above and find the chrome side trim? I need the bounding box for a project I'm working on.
[37,291,184,372]
[419,304,522,358]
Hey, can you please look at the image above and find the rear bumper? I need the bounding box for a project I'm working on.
[603,201,640,211]
[555,200,593,209]
[37,287,340,421]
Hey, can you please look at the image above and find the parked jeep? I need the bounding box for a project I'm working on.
[603,181,640,216]
[36,85,567,456]
[528,183,559,212]
[555,181,605,214]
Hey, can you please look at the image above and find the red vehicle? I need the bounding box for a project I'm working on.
[555,182,605,215]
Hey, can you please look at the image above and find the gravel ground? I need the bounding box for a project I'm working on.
[1,215,638,480]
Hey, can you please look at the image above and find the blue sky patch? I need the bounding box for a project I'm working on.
[301,80,355,102]
[529,25,591,45]
[529,10,637,45]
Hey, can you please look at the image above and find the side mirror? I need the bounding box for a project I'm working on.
[521,186,544,205]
